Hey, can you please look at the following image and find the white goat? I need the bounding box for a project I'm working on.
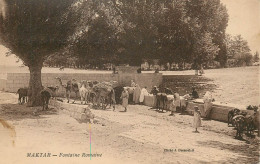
[79,80,90,105]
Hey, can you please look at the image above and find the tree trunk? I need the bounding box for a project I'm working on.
[27,64,43,107]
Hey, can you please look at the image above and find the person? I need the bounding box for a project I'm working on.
[112,66,116,74]
[173,92,181,111]
[133,84,141,104]
[199,64,205,75]
[203,91,213,119]
[193,106,201,133]
[150,86,159,108]
[120,87,129,112]
[139,87,149,105]
[137,68,142,73]
[169,97,176,116]
[150,86,159,95]
[130,80,136,87]
[191,87,199,99]
[164,87,173,95]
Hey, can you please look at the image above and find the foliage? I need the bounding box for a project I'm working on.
[45,0,228,67]
[0,0,77,106]
[246,105,258,111]
[253,51,259,62]
[225,34,253,67]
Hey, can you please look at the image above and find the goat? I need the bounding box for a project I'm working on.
[156,88,172,112]
[244,109,258,136]
[78,80,89,105]
[59,66,65,71]
[17,87,28,104]
[46,86,59,99]
[55,77,79,103]
[156,93,168,112]
[40,89,52,110]
[114,86,124,104]
[227,108,240,126]
[232,115,246,139]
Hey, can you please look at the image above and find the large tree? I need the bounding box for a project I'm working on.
[225,34,252,66]
[66,0,123,67]
[186,0,228,67]
[0,0,76,106]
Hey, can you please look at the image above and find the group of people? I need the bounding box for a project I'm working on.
[120,79,214,133]
[120,80,149,112]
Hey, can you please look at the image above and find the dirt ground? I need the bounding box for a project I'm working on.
[162,66,259,107]
[0,66,259,164]
[202,66,259,107]
[0,91,259,164]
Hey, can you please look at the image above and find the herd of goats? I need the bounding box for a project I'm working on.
[227,107,259,139]
[15,77,259,140]
[17,77,122,110]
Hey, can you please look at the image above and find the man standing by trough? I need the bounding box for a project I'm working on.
[203,91,213,119]
[140,87,149,105]
[121,87,129,112]
[133,84,141,104]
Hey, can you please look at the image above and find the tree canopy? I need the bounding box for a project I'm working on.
[45,0,229,67]
[0,0,232,106]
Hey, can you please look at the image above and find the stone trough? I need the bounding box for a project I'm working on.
[49,99,95,123]
[143,95,257,123]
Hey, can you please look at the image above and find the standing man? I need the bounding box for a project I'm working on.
[130,80,136,87]
[128,80,136,104]
[203,91,213,119]
[150,86,159,95]
[193,106,201,133]
[150,86,159,108]
[173,92,181,111]
[139,86,149,105]
[121,87,129,112]
[133,84,141,104]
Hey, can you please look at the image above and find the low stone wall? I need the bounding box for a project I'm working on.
[5,73,163,96]
[0,79,7,91]
[49,99,94,123]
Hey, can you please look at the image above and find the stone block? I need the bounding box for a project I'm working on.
[144,95,155,107]
[80,113,91,123]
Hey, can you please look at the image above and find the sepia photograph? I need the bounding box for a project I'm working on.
[0,0,259,163]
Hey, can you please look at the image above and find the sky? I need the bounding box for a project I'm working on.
[0,0,260,66]
[221,0,260,53]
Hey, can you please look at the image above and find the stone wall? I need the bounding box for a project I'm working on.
[0,79,7,91]
[5,73,163,95]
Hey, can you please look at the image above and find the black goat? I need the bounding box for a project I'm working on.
[17,87,28,104]
[114,86,124,104]
[46,86,59,99]
[227,108,240,126]
[40,89,52,110]
[232,115,246,139]
[156,88,173,112]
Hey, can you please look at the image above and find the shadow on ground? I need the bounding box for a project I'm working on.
[197,140,259,164]
[0,103,58,121]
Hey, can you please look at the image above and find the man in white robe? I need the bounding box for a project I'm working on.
[203,91,213,119]
[139,87,149,104]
